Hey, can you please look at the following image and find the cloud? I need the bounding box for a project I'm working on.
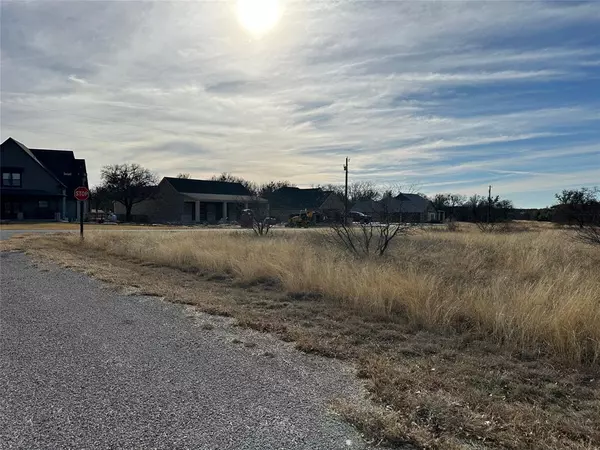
[68,74,88,85]
[1,0,599,207]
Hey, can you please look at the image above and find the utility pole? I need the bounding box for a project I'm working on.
[487,185,492,224]
[343,157,349,222]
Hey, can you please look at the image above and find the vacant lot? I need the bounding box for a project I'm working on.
[3,225,599,449]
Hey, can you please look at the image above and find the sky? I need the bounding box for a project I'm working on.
[1,0,599,208]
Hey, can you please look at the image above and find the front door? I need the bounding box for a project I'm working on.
[1,200,22,220]
[206,203,216,223]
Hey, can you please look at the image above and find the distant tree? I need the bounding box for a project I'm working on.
[495,199,514,220]
[431,194,450,210]
[448,194,467,219]
[211,172,258,196]
[554,187,599,228]
[349,181,380,203]
[431,193,467,220]
[467,194,486,221]
[176,173,191,179]
[534,208,553,222]
[258,180,296,198]
[89,186,112,215]
[100,163,158,222]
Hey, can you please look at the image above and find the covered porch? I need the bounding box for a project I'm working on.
[181,193,267,224]
[0,189,66,221]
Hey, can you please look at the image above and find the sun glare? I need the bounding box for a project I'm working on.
[236,0,281,35]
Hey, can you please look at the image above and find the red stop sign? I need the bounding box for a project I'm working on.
[74,186,89,201]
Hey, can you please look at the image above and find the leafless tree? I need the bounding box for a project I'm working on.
[176,173,191,179]
[211,172,258,196]
[329,199,409,257]
[100,163,158,222]
[238,194,272,236]
[574,223,600,246]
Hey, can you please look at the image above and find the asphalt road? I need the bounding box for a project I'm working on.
[0,252,369,449]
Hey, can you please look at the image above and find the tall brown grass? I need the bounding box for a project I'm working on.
[76,228,600,364]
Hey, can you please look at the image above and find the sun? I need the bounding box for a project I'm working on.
[236,0,282,35]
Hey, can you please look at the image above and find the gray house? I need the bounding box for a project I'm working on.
[114,177,266,224]
[353,193,443,223]
[1,137,88,221]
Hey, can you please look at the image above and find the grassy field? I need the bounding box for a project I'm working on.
[3,224,599,449]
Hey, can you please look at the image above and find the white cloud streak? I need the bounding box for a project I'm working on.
[1,0,599,206]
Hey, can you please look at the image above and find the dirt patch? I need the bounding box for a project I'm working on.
[2,235,599,449]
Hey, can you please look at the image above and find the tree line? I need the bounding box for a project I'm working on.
[90,163,598,226]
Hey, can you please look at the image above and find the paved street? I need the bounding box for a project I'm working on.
[0,252,368,449]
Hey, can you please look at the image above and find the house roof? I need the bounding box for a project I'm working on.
[267,187,333,210]
[164,177,253,196]
[353,194,434,214]
[396,193,432,212]
[2,138,67,189]
[31,148,88,192]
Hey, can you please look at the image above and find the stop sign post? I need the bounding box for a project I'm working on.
[74,186,89,238]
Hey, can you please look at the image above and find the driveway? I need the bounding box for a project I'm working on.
[0,252,369,449]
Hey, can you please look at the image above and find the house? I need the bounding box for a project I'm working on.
[0,137,88,221]
[266,186,345,222]
[113,177,266,224]
[353,193,443,223]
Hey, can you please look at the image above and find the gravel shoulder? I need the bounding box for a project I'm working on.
[0,252,370,450]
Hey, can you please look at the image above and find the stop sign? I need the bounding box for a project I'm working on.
[74,186,89,201]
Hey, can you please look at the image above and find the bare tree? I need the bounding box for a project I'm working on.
[448,194,467,219]
[100,163,158,222]
[211,172,258,196]
[176,173,191,179]
[238,194,272,236]
[575,223,600,246]
[329,199,408,257]
[349,181,380,203]
[258,180,296,197]
[89,186,112,220]
[554,187,599,228]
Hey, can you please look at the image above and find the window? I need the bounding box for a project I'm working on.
[2,172,21,187]
[39,200,49,208]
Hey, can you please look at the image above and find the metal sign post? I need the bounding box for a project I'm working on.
[74,186,90,239]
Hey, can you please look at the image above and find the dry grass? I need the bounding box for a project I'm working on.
[35,227,600,364]
[3,226,599,449]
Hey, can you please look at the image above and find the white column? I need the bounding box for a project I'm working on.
[244,202,249,209]
[195,201,200,223]
[222,202,228,221]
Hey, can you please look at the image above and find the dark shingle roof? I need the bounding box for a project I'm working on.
[395,193,434,213]
[31,149,88,192]
[353,194,434,214]
[2,138,88,192]
[267,187,333,209]
[2,138,68,188]
[164,177,253,196]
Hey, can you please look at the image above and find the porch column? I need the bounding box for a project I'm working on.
[62,190,67,220]
[195,201,200,223]
[222,202,228,221]
[244,202,249,209]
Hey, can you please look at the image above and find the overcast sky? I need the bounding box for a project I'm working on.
[1,0,599,207]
